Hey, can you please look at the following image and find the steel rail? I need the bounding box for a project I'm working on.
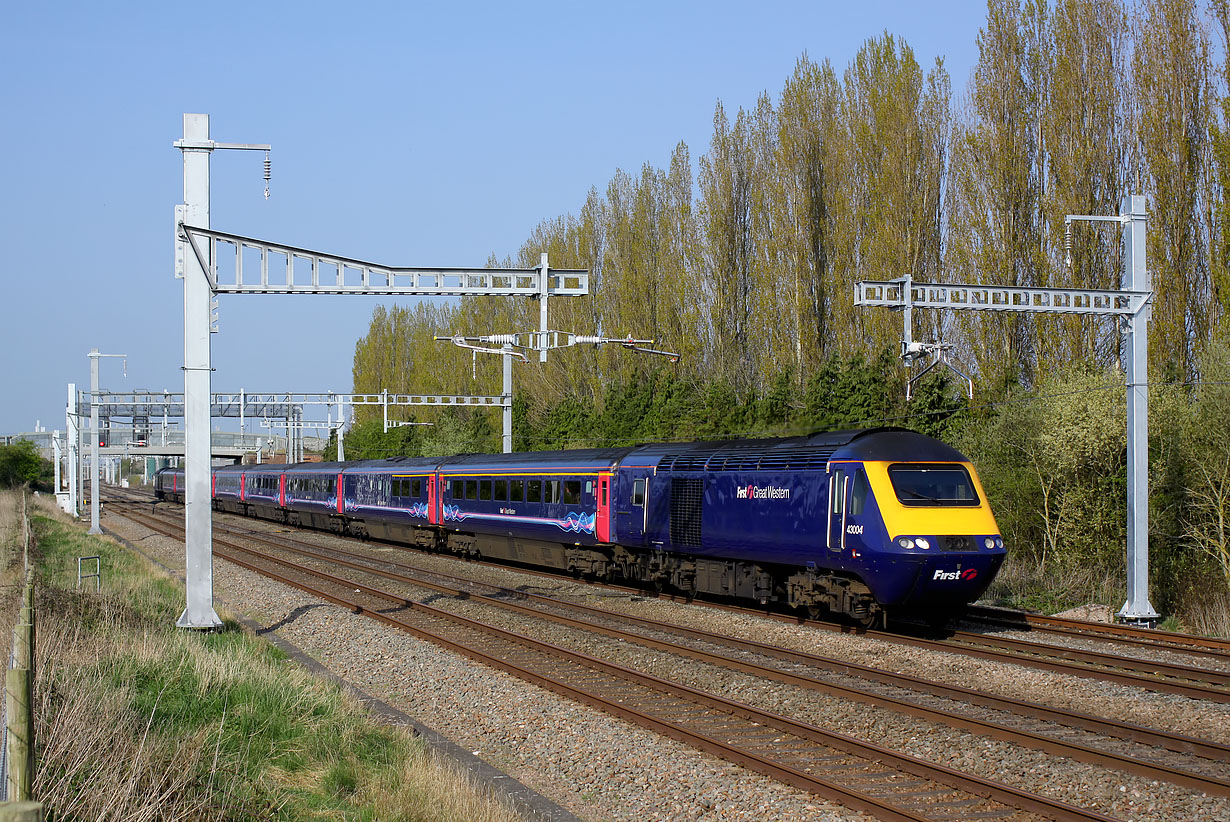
[938,630,1230,689]
[118,494,1230,703]
[118,506,1230,797]
[961,604,1230,657]
[185,528,1122,822]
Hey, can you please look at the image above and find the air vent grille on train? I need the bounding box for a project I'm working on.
[670,478,704,547]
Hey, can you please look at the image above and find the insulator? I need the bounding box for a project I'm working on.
[263,150,271,200]
[1064,220,1073,271]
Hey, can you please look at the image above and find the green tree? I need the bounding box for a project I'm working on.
[837,33,951,359]
[1038,0,1128,369]
[0,441,53,490]
[1132,0,1216,379]
[774,56,843,378]
[947,0,1049,390]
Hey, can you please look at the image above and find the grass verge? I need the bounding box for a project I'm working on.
[23,496,525,822]
[981,553,1230,636]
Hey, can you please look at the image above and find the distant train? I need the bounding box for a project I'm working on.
[155,427,1005,626]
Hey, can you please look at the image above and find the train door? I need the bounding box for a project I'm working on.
[614,468,652,546]
[827,466,849,552]
[427,475,439,525]
[596,473,611,542]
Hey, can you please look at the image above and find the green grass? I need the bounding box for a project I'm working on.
[26,511,521,822]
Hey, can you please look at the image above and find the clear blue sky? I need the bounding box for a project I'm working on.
[0,0,988,434]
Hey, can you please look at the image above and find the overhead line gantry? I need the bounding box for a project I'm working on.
[174,113,590,629]
[855,195,1157,625]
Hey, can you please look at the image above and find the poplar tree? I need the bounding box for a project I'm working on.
[837,33,950,360]
[1132,0,1215,379]
[774,56,842,378]
[1038,0,1128,369]
[947,0,1049,390]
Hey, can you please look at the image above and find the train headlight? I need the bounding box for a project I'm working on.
[897,537,915,550]
[984,537,995,550]
[995,537,1004,549]
[915,538,931,550]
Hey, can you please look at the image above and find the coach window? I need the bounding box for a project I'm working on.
[563,480,581,505]
[546,480,561,504]
[411,478,422,498]
[451,479,464,499]
[494,479,508,501]
[465,480,478,500]
[830,469,846,516]
[527,479,542,503]
[479,480,492,501]
[850,471,870,516]
[510,479,524,501]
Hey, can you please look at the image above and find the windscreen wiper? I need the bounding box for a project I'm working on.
[902,488,941,502]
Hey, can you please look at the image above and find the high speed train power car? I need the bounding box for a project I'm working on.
[156,427,1005,625]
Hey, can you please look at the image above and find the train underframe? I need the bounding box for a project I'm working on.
[196,499,883,626]
[345,513,882,626]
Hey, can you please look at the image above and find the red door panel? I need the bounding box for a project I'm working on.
[428,475,438,524]
[596,472,611,542]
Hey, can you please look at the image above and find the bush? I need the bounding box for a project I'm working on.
[0,440,54,491]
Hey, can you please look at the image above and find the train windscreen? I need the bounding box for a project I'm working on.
[887,463,979,507]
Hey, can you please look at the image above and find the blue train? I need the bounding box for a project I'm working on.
[155,427,1005,625]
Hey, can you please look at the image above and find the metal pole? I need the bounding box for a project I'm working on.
[66,384,78,517]
[903,272,914,352]
[538,253,549,363]
[1119,194,1159,623]
[337,398,345,462]
[382,389,389,433]
[51,431,61,497]
[89,351,101,534]
[502,343,513,453]
[177,112,222,629]
[240,388,245,435]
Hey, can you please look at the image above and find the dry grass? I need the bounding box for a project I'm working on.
[1173,578,1230,639]
[980,554,1124,615]
[23,497,527,822]
[983,541,1230,638]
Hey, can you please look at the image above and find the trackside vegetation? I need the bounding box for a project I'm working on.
[0,441,53,491]
[326,347,1230,637]
[18,496,522,822]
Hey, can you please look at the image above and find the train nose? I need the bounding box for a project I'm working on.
[911,552,1004,604]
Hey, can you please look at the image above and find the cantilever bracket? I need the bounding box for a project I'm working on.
[903,342,973,402]
[178,223,218,291]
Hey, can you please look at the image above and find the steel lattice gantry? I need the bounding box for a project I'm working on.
[174,113,589,629]
[855,194,1158,624]
[83,391,504,419]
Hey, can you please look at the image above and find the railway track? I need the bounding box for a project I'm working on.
[103,489,1230,701]
[110,503,1230,811]
[109,503,1127,822]
[958,603,1230,658]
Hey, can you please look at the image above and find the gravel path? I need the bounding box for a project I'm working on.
[107,510,1230,821]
